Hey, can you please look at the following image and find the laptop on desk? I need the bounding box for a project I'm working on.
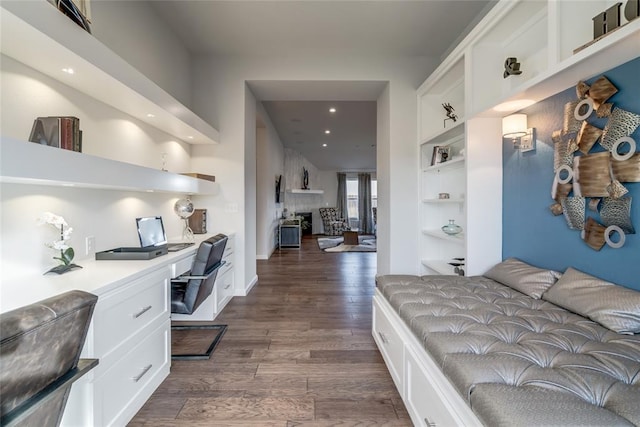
[136,216,195,252]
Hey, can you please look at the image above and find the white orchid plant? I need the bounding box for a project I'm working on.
[37,212,82,274]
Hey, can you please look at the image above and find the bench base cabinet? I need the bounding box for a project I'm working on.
[372,290,482,427]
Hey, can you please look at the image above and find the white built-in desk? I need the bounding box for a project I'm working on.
[1,232,234,427]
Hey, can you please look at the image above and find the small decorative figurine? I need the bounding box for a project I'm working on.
[442,103,458,127]
[503,57,522,78]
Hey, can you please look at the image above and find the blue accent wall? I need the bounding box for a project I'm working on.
[503,57,640,290]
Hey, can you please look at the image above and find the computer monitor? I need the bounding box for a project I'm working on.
[136,216,168,248]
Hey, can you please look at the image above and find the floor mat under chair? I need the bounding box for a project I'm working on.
[171,324,227,360]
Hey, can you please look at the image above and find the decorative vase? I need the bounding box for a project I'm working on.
[441,219,462,236]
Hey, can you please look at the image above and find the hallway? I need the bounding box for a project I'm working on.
[130,235,411,426]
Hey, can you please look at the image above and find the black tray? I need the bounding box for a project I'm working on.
[95,246,168,260]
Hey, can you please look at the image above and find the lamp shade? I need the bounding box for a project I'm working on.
[502,114,528,138]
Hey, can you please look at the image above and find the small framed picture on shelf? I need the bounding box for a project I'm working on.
[431,146,451,165]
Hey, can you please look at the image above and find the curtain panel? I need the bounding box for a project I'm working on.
[337,172,347,220]
[358,173,373,234]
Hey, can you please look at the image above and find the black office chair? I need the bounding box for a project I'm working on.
[170,234,227,359]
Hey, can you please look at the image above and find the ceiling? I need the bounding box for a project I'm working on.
[263,100,377,171]
[149,1,496,171]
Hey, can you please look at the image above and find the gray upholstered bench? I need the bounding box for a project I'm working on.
[373,259,640,426]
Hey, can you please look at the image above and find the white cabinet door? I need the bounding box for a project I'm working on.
[96,319,170,427]
[372,297,404,389]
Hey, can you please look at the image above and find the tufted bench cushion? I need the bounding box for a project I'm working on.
[376,274,640,426]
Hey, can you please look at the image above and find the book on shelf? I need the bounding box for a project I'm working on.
[28,116,81,152]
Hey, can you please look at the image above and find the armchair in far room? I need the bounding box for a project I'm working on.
[319,207,350,236]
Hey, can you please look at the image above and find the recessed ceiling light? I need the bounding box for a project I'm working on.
[329,107,336,113]
[146,189,155,193]
[62,183,75,187]
[324,130,331,134]
[493,99,535,112]
[187,136,194,139]
[62,68,75,74]
[322,143,327,147]
[146,113,155,118]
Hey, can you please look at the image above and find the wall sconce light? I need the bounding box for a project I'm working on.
[502,113,536,152]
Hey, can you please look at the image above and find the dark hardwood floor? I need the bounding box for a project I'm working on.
[129,235,411,426]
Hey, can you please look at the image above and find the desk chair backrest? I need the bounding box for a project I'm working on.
[171,234,227,314]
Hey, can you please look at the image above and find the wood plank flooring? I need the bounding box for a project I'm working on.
[129,235,411,426]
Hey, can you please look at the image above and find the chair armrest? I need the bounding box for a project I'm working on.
[171,261,226,282]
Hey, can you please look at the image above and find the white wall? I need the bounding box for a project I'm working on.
[256,105,285,259]
[89,0,193,108]
[317,170,339,234]
[189,54,435,283]
[0,183,187,279]
[244,86,258,289]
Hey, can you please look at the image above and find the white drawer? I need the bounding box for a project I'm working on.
[170,255,193,278]
[218,258,233,277]
[94,268,169,359]
[216,268,234,312]
[373,298,404,388]
[405,347,459,427]
[223,236,234,258]
[97,320,170,427]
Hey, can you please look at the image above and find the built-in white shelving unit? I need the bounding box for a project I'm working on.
[417,0,640,277]
[0,139,219,195]
[0,1,219,145]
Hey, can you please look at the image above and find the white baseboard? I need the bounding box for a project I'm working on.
[236,274,258,296]
[256,254,269,260]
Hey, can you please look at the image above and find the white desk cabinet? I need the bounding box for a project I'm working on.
[62,267,171,427]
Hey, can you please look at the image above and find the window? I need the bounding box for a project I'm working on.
[372,179,377,208]
[346,178,377,224]
[346,179,358,220]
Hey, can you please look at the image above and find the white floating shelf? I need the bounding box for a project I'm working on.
[422,156,465,172]
[0,2,219,145]
[422,229,465,244]
[419,119,465,146]
[287,189,324,194]
[422,198,465,204]
[422,260,460,275]
[0,139,219,195]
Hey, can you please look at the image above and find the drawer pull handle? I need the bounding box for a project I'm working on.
[132,364,153,383]
[224,284,231,290]
[424,417,436,427]
[378,331,388,344]
[132,305,152,319]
